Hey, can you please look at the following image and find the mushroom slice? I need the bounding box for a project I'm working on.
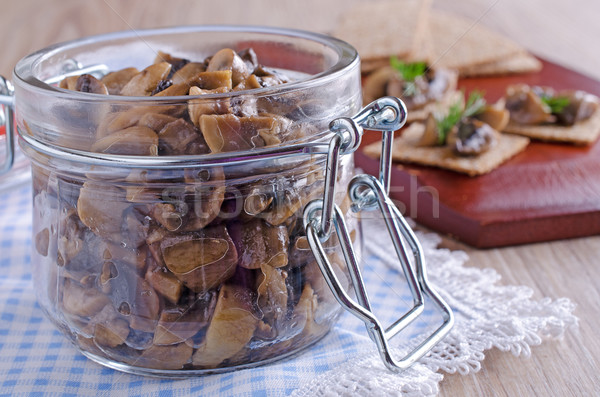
[243,185,273,216]
[145,265,183,305]
[206,48,250,86]
[74,74,109,95]
[228,219,289,269]
[101,67,139,95]
[188,86,230,128]
[160,224,238,293]
[237,48,258,72]
[62,278,110,318]
[171,62,207,85]
[257,263,288,327]
[505,84,555,124]
[90,305,130,348]
[418,113,442,146]
[199,114,288,153]
[136,342,194,370]
[448,119,498,156]
[120,62,172,96]
[192,285,257,368]
[158,118,199,155]
[153,291,216,345]
[59,76,79,91]
[136,113,176,134]
[154,51,190,73]
[77,183,130,241]
[554,90,600,126]
[194,70,233,91]
[105,264,161,333]
[474,102,510,131]
[91,126,159,156]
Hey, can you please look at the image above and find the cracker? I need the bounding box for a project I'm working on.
[334,0,431,66]
[428,10,524,71]
[364,123,530,176]
[460,52,542,77]
[503,109,600,145]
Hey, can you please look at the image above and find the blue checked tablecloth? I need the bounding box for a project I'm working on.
[0,180,440,396]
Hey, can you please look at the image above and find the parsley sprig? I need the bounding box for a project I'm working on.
[436,90,486,145]
[540,95,570,114]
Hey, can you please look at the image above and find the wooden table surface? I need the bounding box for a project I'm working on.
[1,1,599,396]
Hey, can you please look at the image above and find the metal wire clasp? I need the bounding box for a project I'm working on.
[303,97,454,372]
[0,76,15,175]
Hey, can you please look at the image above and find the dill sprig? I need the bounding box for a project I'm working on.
[436,90,486,145]
[540,95,570,114]
[389,56,428,82]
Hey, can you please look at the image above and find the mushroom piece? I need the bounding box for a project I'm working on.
[554,90,600,126]
[447,119,497,156]
[192,284,258,368]
[505,84,555,124]
[188,86,231,128]
[101,67,139,94]
[160,224,238,293]
[158,118,200,155]
[256,263,288,327]
[91,126,159,156]
[62,278,110,318]
[104,263,161,333]
[153,291,216,345]
[417,113,441,146]
[74,74,109,95]
[228,219,289,269]
[145,265,183,305]
[194,70,233,91]
[474,101,510,131]
[135,342,194,370]
[171,62,207,85]
[120,62,172,96]
[206,48,250,86]
[243,185,273,217]
[77,183,130,242]
[90,305,130,348]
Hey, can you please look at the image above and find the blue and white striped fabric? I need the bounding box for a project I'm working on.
[0,181,436,396]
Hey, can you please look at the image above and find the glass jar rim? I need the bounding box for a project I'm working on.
[12,25,359,102]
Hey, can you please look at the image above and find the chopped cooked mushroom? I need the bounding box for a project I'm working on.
[158,118,200,155]
[474,101,510,131]
[188,86,230,127]
[35,228,50,256]
[91,126,159,156]
[447,119,497,156]
[160,224,238,293]
[136,342,194,369]
[77,183,129,241]
[228,219,289,269]
[505,84,555,125]
[105,264,161,332]
[153,291,216,345]
[62,278,110,317]
[553,90,600,126]
[171,62,207,85]
[192,285,258,367]
[101,67,139,95]
[120,62,172,96]
[206,48,250,87]
[90,305,130,348]
[145,265,183,304]
[256,263,288,326]
[75,74,109,95]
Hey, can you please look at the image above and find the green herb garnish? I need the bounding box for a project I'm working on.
[389,56,427,82]
[540,95,570,114]
[435,90,486,145]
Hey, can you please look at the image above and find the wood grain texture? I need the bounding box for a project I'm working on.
[1,1,599,396]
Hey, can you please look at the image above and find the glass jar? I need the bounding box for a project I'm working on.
[12,26,364,376]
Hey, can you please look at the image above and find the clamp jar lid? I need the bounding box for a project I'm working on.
[2,25,452,377]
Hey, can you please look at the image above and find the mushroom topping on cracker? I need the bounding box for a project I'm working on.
[363,58,457,113]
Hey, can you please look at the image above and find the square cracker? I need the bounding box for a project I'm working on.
[429,10,524,71]
[460,52,542,78]
[503,109,600,145]
[334,0,431,66]
[364,123,530,176]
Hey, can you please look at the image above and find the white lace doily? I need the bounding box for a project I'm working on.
[292,219,578,397]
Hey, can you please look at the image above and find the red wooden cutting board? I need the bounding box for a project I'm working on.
[355,59,600,248]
